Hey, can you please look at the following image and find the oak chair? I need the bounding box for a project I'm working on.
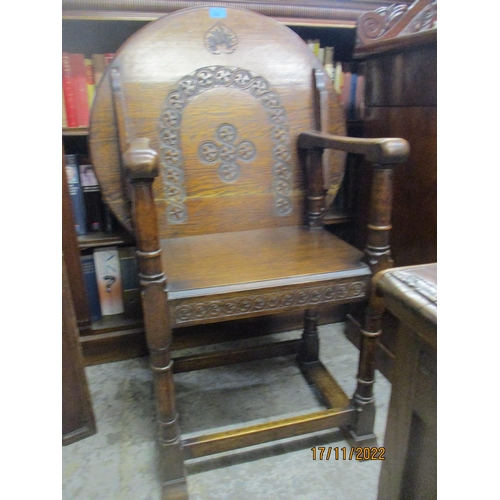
[89,6,409,499]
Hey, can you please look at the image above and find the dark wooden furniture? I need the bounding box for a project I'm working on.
[63,145,96,444]
[352,0,437,267]
[63,252,97,445]
[346,0,437,377]
[364,263,437,500]
[89,6,408,498]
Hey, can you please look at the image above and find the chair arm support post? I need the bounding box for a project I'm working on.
[298,131,409,273]
[349,278,387,440]
[122,138,163,278]
[122,138,186,487]
[364,165,396,275]
[304,148,326,229]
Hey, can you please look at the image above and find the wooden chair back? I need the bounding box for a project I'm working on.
[90,6,347,238]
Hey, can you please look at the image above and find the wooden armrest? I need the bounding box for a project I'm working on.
[122,137,159,181]
[298,131,409,165]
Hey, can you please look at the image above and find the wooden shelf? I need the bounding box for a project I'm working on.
[88,313,143,334]
[77,231,134,250]
[63,127,89,136]
[323,211,354,225]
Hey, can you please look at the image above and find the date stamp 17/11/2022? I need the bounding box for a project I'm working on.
[311,447,386,461]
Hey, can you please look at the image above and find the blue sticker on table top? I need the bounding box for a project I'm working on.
[209,7,227,18]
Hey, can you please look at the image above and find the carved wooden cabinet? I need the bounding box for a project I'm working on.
[63,252,96,445]
[352,0,437,267]
[372,264,437,499]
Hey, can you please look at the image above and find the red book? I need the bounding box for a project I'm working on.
[341,68,352,112]
[69,53,89,127]
[62,53,78,127]
[103,53,115,67]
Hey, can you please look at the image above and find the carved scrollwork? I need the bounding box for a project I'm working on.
[173,281,367,324]
[356,4,409,45]
[400,1,437,36]
[356,1,437,46]
[159,66,293,223]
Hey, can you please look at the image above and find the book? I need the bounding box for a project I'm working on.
[62,88,67,128]
[119,247,142,319]
[85,58,96,111]
[340,63,352,111]
[347,72,358,120]
[354,74,365,120]
[104,53,115,67]
[324,47,335,80]
[306,39,320,58]
[93,247,124,316]
[81,254,102,322]
[333,61,343,95]
[69,53,89,127]
[91,54,106,89]
[317,47,325,65]
[78,158,103,232]
[65,154,87,235]
[62,53,78,127]
[103,204,116,233]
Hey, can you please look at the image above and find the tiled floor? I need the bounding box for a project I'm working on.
[63,323,391,499]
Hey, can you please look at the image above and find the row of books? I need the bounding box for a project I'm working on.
[65,153,115,235]
[306,39,365,120]
[62,52,114,128]
[82,246,142,322]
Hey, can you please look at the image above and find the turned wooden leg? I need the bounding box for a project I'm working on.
[123,140,188,500]
[141,277,187,500]
[348,288,384,442]
[298,309,320,365]
[364,165,395,275]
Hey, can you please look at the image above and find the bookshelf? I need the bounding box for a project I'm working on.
[62,0,412,365]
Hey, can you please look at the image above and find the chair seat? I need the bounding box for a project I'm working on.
[162,226,371,326]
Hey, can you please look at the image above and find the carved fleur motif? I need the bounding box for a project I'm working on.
[204,22,238,55]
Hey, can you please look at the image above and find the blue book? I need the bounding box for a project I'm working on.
[65,154,87,235]
[347,73,358,120]
[81,254,102,322]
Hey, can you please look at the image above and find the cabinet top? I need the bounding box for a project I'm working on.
[62,0,412,27]
[353,0,436,57]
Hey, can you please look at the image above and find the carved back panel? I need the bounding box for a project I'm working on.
[90,6,346,238]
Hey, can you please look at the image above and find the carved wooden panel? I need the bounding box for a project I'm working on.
[158,65,294,225]
[90,6,348,239]
[356,0,436,47]
[171,278,368,327]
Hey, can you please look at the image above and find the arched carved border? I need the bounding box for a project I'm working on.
[158,65,293,224]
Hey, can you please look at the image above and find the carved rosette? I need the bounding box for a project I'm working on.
[159,66,293,224]
[173,281,366,325]
[199,123,256,183]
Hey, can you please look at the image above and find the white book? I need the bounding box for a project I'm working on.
[93,246,124,316]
